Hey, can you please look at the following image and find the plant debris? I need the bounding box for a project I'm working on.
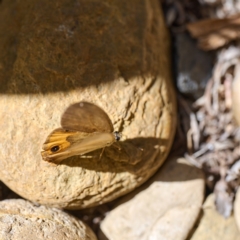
[161,0,240,218]
[183,46,240,217]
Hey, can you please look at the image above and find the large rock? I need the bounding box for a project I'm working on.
[0,0,176,209]
[0,199,97,240]
[100,156,205,240]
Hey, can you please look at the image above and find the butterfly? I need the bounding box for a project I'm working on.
[41,101,121,164]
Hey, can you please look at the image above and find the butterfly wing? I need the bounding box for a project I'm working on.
[42,102,116,163]
[61,101,114,133]
[41,128,116,163]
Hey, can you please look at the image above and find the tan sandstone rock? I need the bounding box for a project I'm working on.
[100,156,205,240]
[191,194,240,240]
[234,187,240,233]
[0,199,96,240]
[0,0,176,209]
[232,62,240,126]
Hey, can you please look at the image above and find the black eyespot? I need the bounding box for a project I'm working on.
[51,146,60,152]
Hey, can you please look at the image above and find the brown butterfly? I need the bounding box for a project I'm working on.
[41,102,121,164]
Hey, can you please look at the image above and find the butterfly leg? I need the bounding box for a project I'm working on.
[99,147,105,160]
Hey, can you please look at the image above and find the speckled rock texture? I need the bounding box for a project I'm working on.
[100,156,205,240]
[0,0,176,209]
[0,199,97,240]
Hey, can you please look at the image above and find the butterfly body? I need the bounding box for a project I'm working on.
[41,102,120,164]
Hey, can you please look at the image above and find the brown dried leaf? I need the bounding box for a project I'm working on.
[187,14,240,50]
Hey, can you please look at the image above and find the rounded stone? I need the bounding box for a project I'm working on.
[0,0,176,209]
[0,199,97,240]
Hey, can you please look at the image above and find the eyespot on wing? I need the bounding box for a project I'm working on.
[61,101,114,133]
[41,128,74,156]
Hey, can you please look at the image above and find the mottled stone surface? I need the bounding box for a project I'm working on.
[100,156,204,240]
[191,194,240,240]
[0,199,96,240]
[0,0,176,209]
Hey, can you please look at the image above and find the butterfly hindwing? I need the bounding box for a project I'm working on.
[61,101,114,133]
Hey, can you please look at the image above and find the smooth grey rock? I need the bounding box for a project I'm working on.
[174,32,213,99]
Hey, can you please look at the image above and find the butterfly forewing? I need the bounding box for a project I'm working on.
[41,128,116,163]
[61,101,114,133]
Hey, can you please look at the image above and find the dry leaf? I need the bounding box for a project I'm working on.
[187,14,240,50]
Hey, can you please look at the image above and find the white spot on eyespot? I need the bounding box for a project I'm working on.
[79,103,84,107]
